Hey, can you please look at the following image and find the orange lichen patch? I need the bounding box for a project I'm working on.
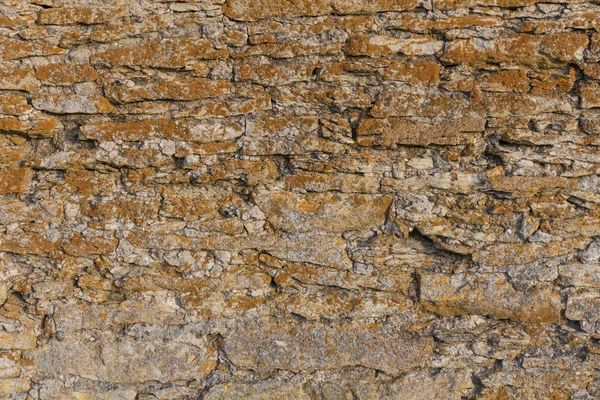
[161,189,246,225]
[487,174,575,196]
[330,0,419,14]
[223,0,331,21]
[0,231,56,256]
[0,13,35,29]
[0,142,30,166]
[80,195,161,225]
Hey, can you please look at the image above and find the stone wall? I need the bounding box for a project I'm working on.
[1,0,600,398]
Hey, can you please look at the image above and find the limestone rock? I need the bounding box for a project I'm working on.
[1,0,599,397]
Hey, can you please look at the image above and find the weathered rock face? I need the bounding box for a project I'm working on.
[2,0,600,398]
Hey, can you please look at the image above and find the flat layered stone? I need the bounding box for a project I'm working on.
[0,63,38,91]
[381,60,441,85]
[370,90,472,118]
[32,336,217,384]
[370,90,570,119]
[91,38,228,69]
[254,190,392,233]
[4,0,600,396]
[283,172,380,193]
[559,264,600,287]
[0,94,33,116]
[0,379,30,397]
[0,36,65,60]
[565,293,600,336]
[419,272,562,323]
[243,115,348,155]
[357,117,485,147]
[205,381,311,400]
[105,78,232,103]
[345,34,444,56]
[62,233,119,256]
[0,167,31,194]
[224,317,434,374]
[32,94,114,114]
[0,331,36,350]
[224,0,418,21]
[38,7,127,25]
[580,82,600,108]
[35,63,99,85]
[441,33,589,67]
[80,118,244,142]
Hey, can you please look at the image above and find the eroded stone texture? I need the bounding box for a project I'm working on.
[1,0,600,398]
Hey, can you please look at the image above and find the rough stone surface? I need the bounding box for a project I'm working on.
[1,0,600,399]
